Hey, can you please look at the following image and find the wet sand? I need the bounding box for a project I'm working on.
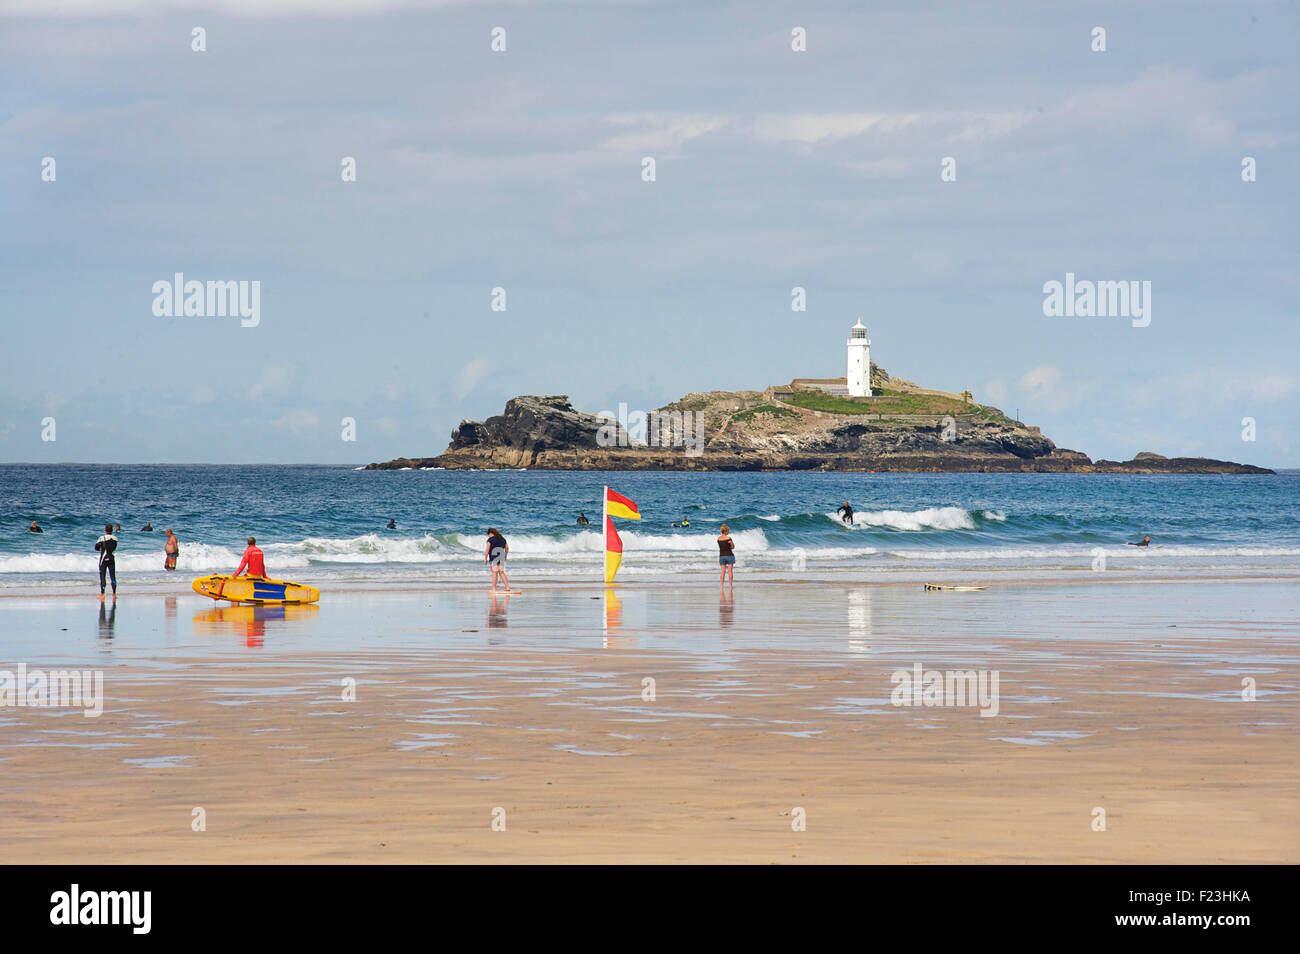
[1,581,1297,863]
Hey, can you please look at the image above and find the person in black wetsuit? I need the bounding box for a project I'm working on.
[28,520,43,533]
[387,519,397,529]
[576,513,589,525]
[95,523,118,599]
[837,501,854,525]
[141,522,153,532]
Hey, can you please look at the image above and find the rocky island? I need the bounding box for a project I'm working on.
[366,369,1273,474]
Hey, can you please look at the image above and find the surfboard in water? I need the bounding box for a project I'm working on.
[191,574,321,604]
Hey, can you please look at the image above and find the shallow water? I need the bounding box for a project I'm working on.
[3,466,1298,589]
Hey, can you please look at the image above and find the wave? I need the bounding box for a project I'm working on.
[827,506,1006,532]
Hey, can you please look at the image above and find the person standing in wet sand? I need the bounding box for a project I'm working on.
[717,524,736,589]
[485,528,509,591]
[94,523,118,599]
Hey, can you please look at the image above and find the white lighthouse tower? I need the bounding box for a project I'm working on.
[846,319,871,397]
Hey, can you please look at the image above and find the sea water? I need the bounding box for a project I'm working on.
[1,465,1297,590]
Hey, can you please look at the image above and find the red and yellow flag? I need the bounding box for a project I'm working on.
[604,486,640,583]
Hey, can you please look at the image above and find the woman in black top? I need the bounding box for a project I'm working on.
[717,524,735,587]
[485,528,509,590]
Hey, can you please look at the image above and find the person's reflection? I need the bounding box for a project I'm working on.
[164,595,178,641]
[718,588,734,629]
[192,605,291,648]
[97,596,117,640]
[241,605,289,648]
[487,591,510,629]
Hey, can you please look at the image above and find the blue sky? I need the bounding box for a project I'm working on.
[1,0,1296,465]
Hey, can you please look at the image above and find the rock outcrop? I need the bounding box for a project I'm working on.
[365,392,1273,474]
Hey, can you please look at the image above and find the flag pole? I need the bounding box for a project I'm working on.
[602,485,608,587]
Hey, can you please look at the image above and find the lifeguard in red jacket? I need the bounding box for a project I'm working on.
[233,536,266,578]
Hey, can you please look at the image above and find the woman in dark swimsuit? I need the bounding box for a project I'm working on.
[717,524,736,587]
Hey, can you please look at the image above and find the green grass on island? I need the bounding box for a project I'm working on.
[782,389,1017,424]
[729,404,800,424]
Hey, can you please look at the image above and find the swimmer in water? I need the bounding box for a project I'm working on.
[387,519,397,529]
[141,522,153,532]
[28,520,43,533]
[576,513,590,525]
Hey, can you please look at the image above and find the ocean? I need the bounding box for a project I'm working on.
[1,465,1297,590]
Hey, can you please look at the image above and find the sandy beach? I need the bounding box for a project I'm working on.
[2,579,1296,864]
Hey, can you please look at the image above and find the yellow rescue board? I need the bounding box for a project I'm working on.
[191,574,321,604]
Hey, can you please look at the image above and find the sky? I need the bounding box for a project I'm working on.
[1,0,1297,466]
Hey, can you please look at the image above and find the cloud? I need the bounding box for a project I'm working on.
[749,111,1032,146]
[248,366,293,402]
[0,0,476,17]
[600,114,725,153]
[454,358,494,401]
[270,408,321,433]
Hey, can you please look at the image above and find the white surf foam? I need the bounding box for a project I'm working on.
[832,506,985,531]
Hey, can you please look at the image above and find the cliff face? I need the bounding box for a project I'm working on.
[365,393,1272,474]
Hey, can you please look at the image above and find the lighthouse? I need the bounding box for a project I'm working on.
[847,319,871,396]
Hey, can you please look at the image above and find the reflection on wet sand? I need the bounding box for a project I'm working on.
[719,589,734,628]
[97,598,116,639]
[487,592,509,629]
[192,603,320,648]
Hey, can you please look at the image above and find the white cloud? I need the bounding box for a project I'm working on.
[248,366,292,402]
[0,0,477,18]
[749,111,1032,146]
[270,408,320,433]
[454,358,493,401]
[600,114,724,153]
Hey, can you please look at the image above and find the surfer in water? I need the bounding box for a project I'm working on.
[717,524,736,588]
[386,519,397,529]
[485,528,509,591]
[164,529,179,571]
[576,513,590,525]
[94,523,118,599]
[141,522,153,532]
[1126,535,1152,547]
[837,501,855,525]
[28,520,43,533]
[233,537,266,578]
